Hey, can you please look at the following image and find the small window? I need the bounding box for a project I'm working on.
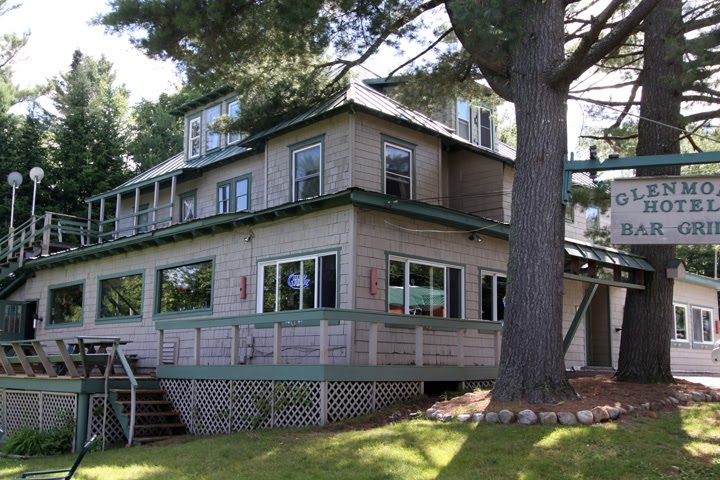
[137,203,149,233]
[673,304,687,341]
[180,191,196,222]
[481,271,506,321]
[388,257,463,318]
[49,282,84,326]
[456,99,470,140]
[157,260,213,314]
[188,117,201,158]
[217,183,231,214]
[292,142,322,201]
[205,104,221,151]
[384,141,412,200]
[691,306,713,344]
[259,253,337,313]
[235,177,249,211]
[479,108,493,149]
[227,100,243,144]
[99,273,143,320]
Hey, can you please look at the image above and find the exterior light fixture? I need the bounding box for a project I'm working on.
[468,232,482,243]
[29,167,44,218]
[243,231,255,242]
[7,171,22,232]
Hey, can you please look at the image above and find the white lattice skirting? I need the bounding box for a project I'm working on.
[159,380,422,435]
[0,389,77,438]
[88,395,126,444]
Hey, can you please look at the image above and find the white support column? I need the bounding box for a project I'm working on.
[169,176,177,224]
[99,198,105,244]
[415,326,424,367]
[41,212,52,256]
[319,319,329,365]
[194,328,201,366]
[319,381,328,426]
[152,181,160,230]
[86,203,92,245]
[273,322,282,365]
[133,187,140,234]
[494,331,502,367]
[231,325,239,365]
[114,192,121,239]
[456,329,465,367]
[368,322,379,366]
[157,329,164,368]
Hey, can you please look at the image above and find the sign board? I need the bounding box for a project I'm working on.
[611,175,720,244]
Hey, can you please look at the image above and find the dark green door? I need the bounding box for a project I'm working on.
[0,301,28,342]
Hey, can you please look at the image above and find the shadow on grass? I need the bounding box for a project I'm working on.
[1,404,718,480]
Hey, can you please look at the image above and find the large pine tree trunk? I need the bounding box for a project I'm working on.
[490,0,577,403]
[616,0,682,384]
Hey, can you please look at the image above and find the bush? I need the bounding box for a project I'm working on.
[3,415,75,456]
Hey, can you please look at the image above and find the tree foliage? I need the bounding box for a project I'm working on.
[127,93,184,171]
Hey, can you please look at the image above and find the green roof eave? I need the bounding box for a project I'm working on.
[85,170,184,203]
[0,272,29,300]
[681,273,720,290]
[170,86,234,116]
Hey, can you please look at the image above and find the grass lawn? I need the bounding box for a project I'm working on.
[1,403,718,480]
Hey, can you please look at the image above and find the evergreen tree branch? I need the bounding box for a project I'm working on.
[385,27,454,80]
[682,108,720,125]
[580,133,638,140]
[570,79,639,94]
[608,75,642,129]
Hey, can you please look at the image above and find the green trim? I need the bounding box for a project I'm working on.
[681,273,720,291]
[563,284,598,354]
[179,189,197,222]
[154,308,503,333]
[563,273,646,290]
[565,151,720,172]
[381,134,416,200]
[0,377,159,394]
[216,179,232,214]
[76,394,89,449]
[46,280,85,329]
[289,135,325,202]
[671,341,692,349]
[96,270,145,324]
[157,364,498,382]
[606,286,613,366]
[153,256,215,320]
[257,247,341,265]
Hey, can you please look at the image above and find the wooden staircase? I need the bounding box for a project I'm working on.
[110,387,187,445]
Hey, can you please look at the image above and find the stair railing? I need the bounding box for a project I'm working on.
[114,344,138,447]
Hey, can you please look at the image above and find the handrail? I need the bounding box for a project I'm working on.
[115,344,137,447]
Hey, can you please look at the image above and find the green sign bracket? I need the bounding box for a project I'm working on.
[562,151,720,205]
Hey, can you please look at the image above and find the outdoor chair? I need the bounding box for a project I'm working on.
[17,435,97,480]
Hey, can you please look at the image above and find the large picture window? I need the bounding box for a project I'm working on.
[691,306,713,344]
[292,142,322,201]
[48,282,84,326]
[384,141,413,200]
[259,253,337,313]
[481,271,506,321]
[673,304,688,341]
[388,257,463,318]
[157,260,213,315]
[99,273,143,320]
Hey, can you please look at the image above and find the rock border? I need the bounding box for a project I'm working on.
[424,389,720,425]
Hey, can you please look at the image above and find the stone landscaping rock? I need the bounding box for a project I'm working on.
[499,410,515,424]
[641,402,650,410]
[704,393,712,402]
[577,410,594,425]
[627,405,636,414]
[426,408,437,418]
[618,407,627,415]
[668,396,679,405]
[457,414,471,422]
[517,409,538,425]
[471,413,484,422]
[607,407,620,420]
[557,412,577,426]
[485,412,499,424]
[539,412,558,425]
[690,392,705,402]
[591,406,610,423]
[710,390,720,402]
[440,414,453,422]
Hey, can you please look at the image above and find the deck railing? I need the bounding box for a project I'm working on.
[155,309,504,370]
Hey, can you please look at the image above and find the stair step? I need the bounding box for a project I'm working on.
[115,400,172,406]
[123,411,180,418]
[133,436,177,444]
[133,422,185,430]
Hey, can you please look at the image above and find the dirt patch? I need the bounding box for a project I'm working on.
[431,375,719,417]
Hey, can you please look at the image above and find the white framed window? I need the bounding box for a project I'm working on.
[180,191,196,222]
[235,177,249,211]
[217,175,251,214]
[217,182,231,214]
[388,256,463,318]
[292,141,322,201]
[480,271,506,321]
[205,104,221,151]
[478,108,493,149]
[384,141,412,200]
[673,303,688,341]
[691,306,714,344]
[456,99,470,140]
[258,253,337,313]
[227,100,243,144]
[188,116,201,158]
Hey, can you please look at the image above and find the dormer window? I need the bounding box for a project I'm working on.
[189,117,201,158]
[383,136,414,200]
[456,98,494,150]
[457,99,470,139]
[227,100,242,144]
[205,104,221,151]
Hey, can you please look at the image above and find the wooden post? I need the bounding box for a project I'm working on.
[41,212,52,256]
[31,341,57,377]
[456,329,465,367]
[54,339,80,378]
[319,319,329,364]
[169,176,177,224]
[152,181,160,230]
[12,343,35,377]
[194,328,201,366]
[157,329,164,368]
[99,198,105,244]
[494,331,502,367]
[273,322,282,365]
[319,381,328,426]
[115,193,121,239]
[133,187,140,235]
[415,326,424,366]
[85,203,92,245]
[231,325,239,365]
[368,322,378,366]
[18,230,25,267]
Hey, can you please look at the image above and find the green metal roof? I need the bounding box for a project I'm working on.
[564,240,654,272]
[170,85,234,116]
[681,273,720,290]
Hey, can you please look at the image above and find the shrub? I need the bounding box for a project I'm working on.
[3,415,75,456]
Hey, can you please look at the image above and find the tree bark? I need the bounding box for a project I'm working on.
[616,0,683,384]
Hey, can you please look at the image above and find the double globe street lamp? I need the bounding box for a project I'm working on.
[6,167,45,234]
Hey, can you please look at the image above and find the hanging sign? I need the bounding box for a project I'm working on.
[611,175,720,244]
[287,273,311,290]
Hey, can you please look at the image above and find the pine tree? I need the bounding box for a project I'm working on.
[127,93,184,172]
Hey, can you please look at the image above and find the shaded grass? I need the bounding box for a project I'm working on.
[1,403,718,480]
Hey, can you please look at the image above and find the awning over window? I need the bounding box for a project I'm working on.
[564,241,654,272]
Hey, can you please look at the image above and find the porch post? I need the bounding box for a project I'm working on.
[41,212,52,256]
[75,393,90,451]
[98,198,105,244]
[114,193,121,239]
[368,322,378,366]
[152,181,160,230]
[169,176,177,224]
[231,325,239,365]
[86,203,92,245]
[133,187,140,235]
[194,328,201,366]
[157,329,164,368]
[415,326,424,366]
[456,329,465,367]
[273,322,282,365]
[319,319,329,364]
[494,331,501,367]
